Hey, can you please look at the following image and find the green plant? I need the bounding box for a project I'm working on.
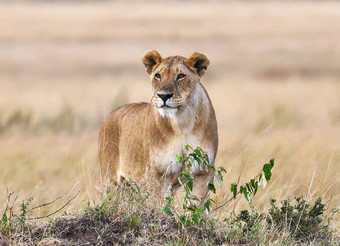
[162,145,275,242]
[0,193,33,234]
[125,214,141,230]
[235,209,264,233]
[84,179,149,226]
[84,198,109,220]
[267,197,335,241]
[1,191,15,234]
[1,193,25,229]
[17,197,33,231]
[162,145,223,231]
[231,196,338,244]
[230,159,274,202]
[0,191,78,237]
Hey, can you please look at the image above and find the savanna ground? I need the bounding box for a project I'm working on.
[0,0,340,244]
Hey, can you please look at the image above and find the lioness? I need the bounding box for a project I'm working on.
[98,50,218,199]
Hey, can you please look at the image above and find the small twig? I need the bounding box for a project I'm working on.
[212,170,263,213]
[27,196,63,213]
[211,196,234,213]
[1,191,14,202]
[28,192,79,220]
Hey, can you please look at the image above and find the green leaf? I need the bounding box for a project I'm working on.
[165,196,172,202]
[182,172,193,183]
[250,179,255,189]
[181,171,188,176]
[184,195,191,200]
[254,181,258,195]
[162,207,173,216]
[207,181,216,193]
[191,154,202,166]
[2,213,7,223]
[187,181,193,191]
[263,163,273,182]
[246,183,253,193]
[192,214,199,225]
[184,175,194,183]
[204,154,210,165]
[208,165,215,171]
[194,148,202,157]
[243,189,249,201]
[231,183,237,198]
[197,207,204,214]
[165,196,174,205]
[176,154,184,163]
[185,144,190,151]
[219,166,226,173]
[181,215,191,227]
[258,173,262,182]
[204,200,212,213]
[192,195,200,201]
[262,159,275,182]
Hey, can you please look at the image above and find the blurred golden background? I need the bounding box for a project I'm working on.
[0,1,339,222]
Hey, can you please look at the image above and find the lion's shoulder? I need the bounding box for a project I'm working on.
[105,102,149,121]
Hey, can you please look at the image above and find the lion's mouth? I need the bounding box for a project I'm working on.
[159,105,178,109]
[152,98,182,109]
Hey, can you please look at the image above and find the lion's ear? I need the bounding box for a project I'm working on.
[142,50,162,75]
[185,52,210,77]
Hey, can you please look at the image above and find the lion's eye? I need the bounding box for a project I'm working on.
[154,73,161,80]
[177,73,186,80]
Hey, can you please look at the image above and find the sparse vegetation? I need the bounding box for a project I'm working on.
[0,180,338,245]
[1,147,338,245]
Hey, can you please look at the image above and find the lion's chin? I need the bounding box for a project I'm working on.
[157,106,179,118]
[158,105,178,109]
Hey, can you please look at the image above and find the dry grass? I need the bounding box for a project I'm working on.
[0,0,339,242]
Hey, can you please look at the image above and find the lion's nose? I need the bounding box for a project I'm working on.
[157,93,173,103]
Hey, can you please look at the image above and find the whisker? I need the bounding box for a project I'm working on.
[172,100,185,103]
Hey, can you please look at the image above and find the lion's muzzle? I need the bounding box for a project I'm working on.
[157,93,173,104]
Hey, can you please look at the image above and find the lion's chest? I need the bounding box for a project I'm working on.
[149,134,212,176]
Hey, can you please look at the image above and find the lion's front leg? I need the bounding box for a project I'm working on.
[161,175,176,197]
[146,170,174,198]
[192,171,214,204]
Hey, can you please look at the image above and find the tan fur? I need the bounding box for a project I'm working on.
[98,50,218,198]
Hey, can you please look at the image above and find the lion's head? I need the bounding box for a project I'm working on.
[142,50,210,117]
